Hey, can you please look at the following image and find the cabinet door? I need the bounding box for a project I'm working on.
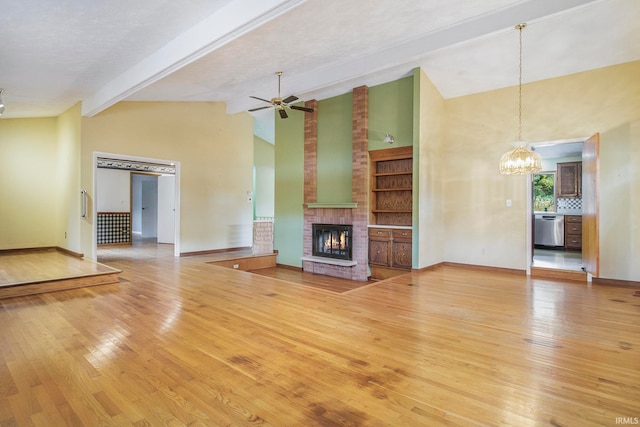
[392,241,412,269]
[577,162,582,197]
[557,162,580,198]
[369,239,390,266]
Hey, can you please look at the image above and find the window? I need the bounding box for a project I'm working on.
[533,172,555,212]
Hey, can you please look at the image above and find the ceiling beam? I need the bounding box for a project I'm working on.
[81,0,306,117]
[228,0,600,114]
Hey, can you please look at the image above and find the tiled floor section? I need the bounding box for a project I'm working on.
[532,248,583,271]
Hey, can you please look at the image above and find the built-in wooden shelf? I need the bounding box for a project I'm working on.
[369,146,413,280]
[372,188,412,192]
[373,172,412,176]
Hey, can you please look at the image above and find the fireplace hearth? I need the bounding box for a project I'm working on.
[312,224,353,261]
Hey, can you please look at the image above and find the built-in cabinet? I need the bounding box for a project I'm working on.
[565,215,582,251]
[557,162,582,198]
[368,228,412,270]
[368,147,413,278]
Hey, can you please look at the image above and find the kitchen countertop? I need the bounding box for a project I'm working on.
[534,210,582,216]
[556,209,583,215]
[368,224,412,229]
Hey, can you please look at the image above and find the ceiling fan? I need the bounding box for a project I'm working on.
[248,71,314,119]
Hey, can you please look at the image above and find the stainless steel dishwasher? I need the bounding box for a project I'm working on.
[534,214,564,247]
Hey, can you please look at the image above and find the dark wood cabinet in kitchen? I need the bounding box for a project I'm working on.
[565,215,582,250]
[556,162,582,198]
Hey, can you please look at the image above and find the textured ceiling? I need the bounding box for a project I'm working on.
[0,0,638,122]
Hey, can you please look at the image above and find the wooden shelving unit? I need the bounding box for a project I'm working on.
[369,146,413,227]
[368,146,413,278]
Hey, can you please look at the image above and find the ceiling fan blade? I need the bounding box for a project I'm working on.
[248,106,272,112]
[283,95,298,104]
[250,95,273,104]
[290,105,314,113]
[278,109,288,119]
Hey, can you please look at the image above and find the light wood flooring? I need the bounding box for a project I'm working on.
[0,248,121,299]
[1,251,639,425]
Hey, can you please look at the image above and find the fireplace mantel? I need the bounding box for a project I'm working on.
[305,203,358,209]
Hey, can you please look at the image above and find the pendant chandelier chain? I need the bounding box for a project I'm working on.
[517,23,525,142]
[498,22,541,175]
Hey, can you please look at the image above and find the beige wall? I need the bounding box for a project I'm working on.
[80,101,254,257]
[416,68,445,268]
[0,117,59,249]
[56,103,82,252]
[443,61,640,280]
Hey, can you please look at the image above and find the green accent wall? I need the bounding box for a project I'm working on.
[317,93,353,203]
[274,111,304,267]
[274,77,416,268]
[368,76,414,151]
[253,135,275,218]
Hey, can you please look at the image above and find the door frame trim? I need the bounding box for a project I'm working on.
[92,152,181,259]
[526,137,589,275]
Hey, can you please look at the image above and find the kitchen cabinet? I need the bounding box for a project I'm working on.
[368,227,412,271]
[557,162,582,198]
[565,215,582,250]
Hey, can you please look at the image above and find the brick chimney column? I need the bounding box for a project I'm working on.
[303,99,318,205]
[303,100,318,258]
[351,86,369,281]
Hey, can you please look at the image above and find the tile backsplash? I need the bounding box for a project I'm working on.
[557,197,582,214]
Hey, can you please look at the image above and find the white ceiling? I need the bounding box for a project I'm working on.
[1,0,639,126]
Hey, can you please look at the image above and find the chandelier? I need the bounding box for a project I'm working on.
[499,23,541,175]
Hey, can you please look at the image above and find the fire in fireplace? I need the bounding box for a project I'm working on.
[312,224,353,261]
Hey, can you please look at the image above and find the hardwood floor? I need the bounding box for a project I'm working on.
[0,254,638,426]
[0,249,121,299]
[251,266,378,294]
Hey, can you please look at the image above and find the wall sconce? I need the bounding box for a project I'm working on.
[0,89,5,116]
[383,133,395,144]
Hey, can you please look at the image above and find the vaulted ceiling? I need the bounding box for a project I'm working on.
[1,0,638,121]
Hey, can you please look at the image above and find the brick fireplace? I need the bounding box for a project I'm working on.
[301,86,369,281]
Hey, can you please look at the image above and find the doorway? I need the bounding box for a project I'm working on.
[528,139,585,272]
[93,153,180,261]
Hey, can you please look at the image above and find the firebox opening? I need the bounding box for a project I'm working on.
[312,224,353,261]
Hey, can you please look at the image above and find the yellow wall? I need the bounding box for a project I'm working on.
[416,68,446,268]
[56,103,82,252]
[443,61,640,280]
[80,102,254,257]
[0,117,59,248]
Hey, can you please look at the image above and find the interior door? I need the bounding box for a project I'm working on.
[157,175,175,244]
[141,179,158,238]
[582,133,600,276]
